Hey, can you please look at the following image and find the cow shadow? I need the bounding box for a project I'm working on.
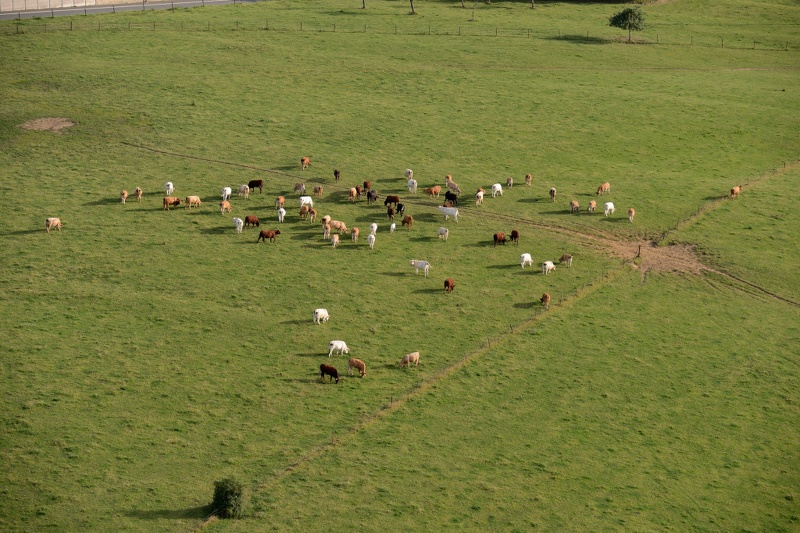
[514,302,536,309]
[516,197,550,204]
[281,319,307,326]
[294,352,325,358]
[412,213,441,223]
[487,263,518,270]
[604,217,630,223]
[199,227,234,235]
[5,229,42,236]
[413,288,442,294]
[381,271,409,277]
[84,197,123,206]
[126,505,210,521]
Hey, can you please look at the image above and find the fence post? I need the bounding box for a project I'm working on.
[721,37,724,48]
[300,21,302,31]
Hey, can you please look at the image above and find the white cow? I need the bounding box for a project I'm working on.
[604,202,615,216]
[438,227,449,241]
[328,340,349,357]
[369,223,378,236]
[542,261,556,275]
[520,253,533,269]
[404,168,414,180]
[222,187,232,201]
[367,233,376,249]
[277,207,286,223]
[313,308,330,324]
[233,217,244,234]
[437,206,459,222]
[410,259,430,277]
[389,223,396,233]
[475,189,484,206]
[491,183,503,197]
[237,184,250,199]
[407,178,418,194]
[299,196,314,208]
[165,181,174,195]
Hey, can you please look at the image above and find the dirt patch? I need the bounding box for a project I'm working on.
[20,117,75,133]
[606,240,707,275]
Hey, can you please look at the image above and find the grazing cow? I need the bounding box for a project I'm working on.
[525,174,532,187]
[520,253,533,269]
[299,205,310,220]
[331,234,340,248]
[446,180,462,196]
[233,217,244,234]
[45,217,62,232]
[438,227,449,241]
[387,207,395,221]
[493,232,507,247]
[257,229,281,243]
[134,187,143,202]
[237,184,250,199]
[323,223,331,240]
[542,261,556,275]
[349,188,358,203]
[410,259,430,277]
[475,188,484,206]
[389,223,396,233]
[248,179,264,194]
[355,185,363,199]
[333,169,341,182]
[348,358,366,377]
[367,190,378,204]
[384,195,400,208]
[401,215,413,229]
[540,292,551,310]
[588,200,597,213]
[369,223,378,235]
[444,191,459,206]
[120,190,128,204]
[300,156,311,170]
[399,351,420,368]
[405,168,414,180]
[312,185,323,198]
[320,363,339,384]
[294,182,306,194]
[185,196,203,209]
[321,215,331,226]
[351,227,360,242]
[444,278,455,294]
[491,183,503,197]
[308,208,317,223]
[367,233,376,249]
[222,187,232,201]
[628,207,636,223]
[275,196,285,209]
[328,340,349,357]
[165,181,174,196]
[219,200,232,214]
[313,308,330,324]
[244,215,260,228]
[396,203,406,216]
[604,202,615,216]
[363,180,371,192]
[329,220,348,234]
[510,229,520,246]
[559,254,573,267]
[730,185,741,198]
[407,179,418,194]
[549,187,556,202]
[277,207,286,223]
[163,196,182,210]
[596,182,611,196]
[299,196,314,208]
[506,176,513,188]
[569,200,580,213]
[424,185,441,198]
[437,206,459,222]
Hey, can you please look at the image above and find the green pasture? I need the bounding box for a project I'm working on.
[1,0,798,531]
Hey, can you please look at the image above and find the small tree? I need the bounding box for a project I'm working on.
[609,7,645,43]
[212,478,246,519]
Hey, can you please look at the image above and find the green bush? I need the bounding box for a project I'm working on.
[212,478,246,519]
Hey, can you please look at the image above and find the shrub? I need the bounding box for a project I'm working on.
[212,478,246,519]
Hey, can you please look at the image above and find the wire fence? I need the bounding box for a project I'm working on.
[0,16,796,51]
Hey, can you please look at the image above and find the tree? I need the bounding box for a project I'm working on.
[609,7,645,43]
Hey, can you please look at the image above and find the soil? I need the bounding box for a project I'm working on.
[20,117,75,133]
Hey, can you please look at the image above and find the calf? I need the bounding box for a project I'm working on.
[542,261,556,275]
[559,254,573,267]
[45,217,62,232]
[185,196,203,209]
[323,223,331,240]
[628,207,636,223]
[233,217,244,234]
[134,187,143,202]
[163,196,182,210]
[475,188,484,206]
[248,179,264,193]
[387,207,395,221]
[367,190,378,204]
[328,340,350,357]
[329,220,348,234]
[275,196,285,209]
[308,208,317,224]
[443,278,455,294]
[331,234,340,248]
[588,200,597,213]
[349,188,358,203]
[165,181,174,196]
[506,176,513,188]
[400,351,420,368]
[730,185,741,198]
[525,173,532,187]
[424,186,441,198]
[300,156,311,170]
[244,215,260,228]
[384,195,400,208]
[313,185,324,198]
[389,223,396,233]
[604,202,615,216]
[596,182,611,196]
[257,229,280,243]
[401,215,413,229]
[367,233,376,249]
[493,232,507,247]
[569,200,580,213]
[540,292,551,310]
[120,189,128,204]
[510,229,520,246]
[404,168,414,180]
[369,223,378,235]
[491,183,503,197]
[219,200,232,214]
[277,207,286,223]
[438,227,449,241]
[320,363,339,384]
[351,227,360,242]
[444,190,458,206]
[333,169,341,182]
[407,178,418,194]
[363,180,371,191]
[348,358,366,377]
[238,184,250,199]
[520,253,533,269]
[410,259,430,277]
[299,205,311,220]
[549,187,556,202]
[313,308,330,324]
[221,187,232,201]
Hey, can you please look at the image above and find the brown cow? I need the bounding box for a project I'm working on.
[525,174,532,187]
[401,215,413,229]
[244,215,260,228]
[588,200,597,213]
[313,185,324,198]
[257,229,281,243]
[308,208,317,224]
[348,358,366,378]
[510,229,520,246]
[387,207,395,221]
[185,196,203,209]
[363,180,371,191]
[275,196,285,209]
[248,179,264,193]
[628,207,636,223]
[569,200,580,213]
[45,217,62,232]
[355,185,363,199]
[444,278,455,294]
[163,196,182,210]
[425,186,441,198]
[219,200,232,214]
[493,232,507,247]
[596,182,611,196]
[351,227,360,242]
[540,292,551,310]
[299,205,310,220]
[730,185,741,198]
[349,188,358,203]
[301,156,311,170]
[120,190,128,204]
[384,195,400,208]
[559,254,573,267]
[320,363,339,383]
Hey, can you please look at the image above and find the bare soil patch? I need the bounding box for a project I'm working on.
[20,117,75,133]
[608,240,707,275]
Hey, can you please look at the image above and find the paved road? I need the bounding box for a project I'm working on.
[0,0,258,20]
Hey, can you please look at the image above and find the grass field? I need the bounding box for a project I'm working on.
[1,0,798,531]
